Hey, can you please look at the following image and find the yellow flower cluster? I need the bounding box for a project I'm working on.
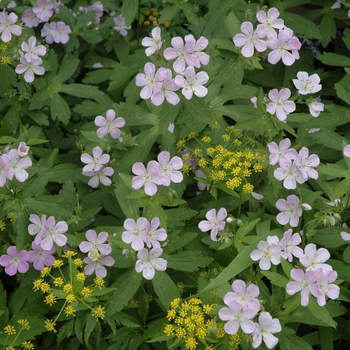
[164,298,216,349]
[177,127,265,194]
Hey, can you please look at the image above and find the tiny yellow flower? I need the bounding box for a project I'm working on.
[63,250,76,258]
[40,267,51,277]
[92,305,105,319]
[17,319,30,330]
[201,136,211,143]
[4,325,16,335]
[66,294,76,303]
[45,319,57,333]
[44,294,57,306]
[53,277,64,287]
[63,284,73,294]
[33,278,43,291]
[81,287,92,299]
[73,258,83,267]
[52,260,64,268]
[76,272,86,282]
[40,282,51,293]
[5,346,15,350]
[94,277,104,288]
[164,324,174,336]
[222,134,230,141]
[21,341,35,350]
[64,305,76,317]
[198,158,208,167]
[243,183,254,193]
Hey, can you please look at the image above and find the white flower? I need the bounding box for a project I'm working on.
[142,27,163,56]
[250,236,281,270]
[15,56,45,83]
[252,312,281,349]
[307,97,324,117]
[174,66,209,100]
[20,36,46,61]
[293,71,322,95]
[135,247,167,280]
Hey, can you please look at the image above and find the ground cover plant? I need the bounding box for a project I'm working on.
[2,0,350,349]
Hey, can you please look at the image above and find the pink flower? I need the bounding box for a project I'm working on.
[252,312,282,349]
[21,9,40,28]
[113,14,131,37]
[198,208,227,241]
[274,158,306,190]
[307,97,324,117]
[41,22,56,44]
[81,146,110,172]
[51,21,71,44]
[313,269,340,306]
[279,229,303,262]
[32,0,54,22]
[233,21,267,58]
[184,34,210,67]
[195,170,209,191]
[135,247,167,280]
[122,217,150,251]
[218,300,257,334]
[142,27,162,56]
[286,268,320,306]
[267,27,302,66]
[131,161,166,196]
[276,195,302,227]
[136,63,165,100]
[294,147,320,180]
[0,156,10,187]
[157,151,183,186]
[84,254,114,278]
[266,88,295,121]
[83,166,114,188]
[250,236,281,270]
[79,230,112,256]
[163,36,198,73]
[2,149,32,182]
[28,214,47,244]
[0,246,30,276]
[17,142,30,157]
[0,11,22,42]
[29,242,55,271]
[174,66,209,100]
[293,71,322,95]
[299,243,332,272]
[344,145,350,158]
[94,109,125,139]
[146,217,167,249]
[20,36,46,61]
[15,56,45,83]
[224,280,260,312]
[151,68,180,106]
[256,8,284,38]
[267,138,297,166]
[40,216,68,251]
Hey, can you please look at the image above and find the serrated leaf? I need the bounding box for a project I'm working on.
[279,327,313,350]
[53,52,80,85]
[152,271,180,309]
[57,83,104,98]
[166,251,212,271]
[163,231,197,254]
[50,94,71,124]
[316,52,350,67]
[84,314,97,345]
[260,271,289,288]
[122,0,138,25]
[107,270,142,314]
[307,297,337,328]
[283,12,322,39]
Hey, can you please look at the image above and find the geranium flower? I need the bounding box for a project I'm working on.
[136,63,165,100]
[146,217,167,249]
[256,7,284,38]
[233,21,267,57]
[151,68,180,106]
[293,71,322,95]
[250,236,281,270]
[157,151,183,186]
[17,142,30,157]
[174,66,209,100]
[279,229,303,262]
[313,269,340,306]
[32,0,54,22]
[15,56,45,83]
[84,253,115,278]
[267,138,298,166]
[184,34,210,67]
[81,146,110,172]
[218,300,257,335]
[276,195,302,227]
[0,156,9,187]
[224,280,260,312]
[40,216,68,251]
[252,312,282,349]
[94,109,125,139]
[131,160,166,196]
[2,149,32,182]
[274,158,306,190]
[0,246,30,276]
[307,97,324,117]
[29,242,56,271]
[163,36,198,73]
[135,247,167,280]
[142,27,163,56]
[267,27,301,66]
[344,145,350,158]
[266,88,296,121]
[0,11,22,42]
[294,147,320,180]
[122,217,150,251]
[21,9,40,28]
[20,36,46,61]
[299,243,332,272]
[113,14,131,37]
[83,166,114,188]
[79,230,112,256]
[51,21,71,44]
[198,208,227,241]
[286,268,320,306]
[28,214,47,244]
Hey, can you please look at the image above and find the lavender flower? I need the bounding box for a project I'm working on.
[0,246,30,276]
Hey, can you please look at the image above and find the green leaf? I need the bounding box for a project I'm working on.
[225,11,240,37]
[107,270,143,314]
[152,271,180,309]
[185,96,215,125]
[260,271,289,288]
[79,29,103,44]
[282,12,322,39]
[84,314,97,345]
[311,129,347,151]
[181,3,198,25]
[53,52,80,85]
[166,251,213,271]
[122,0,138,25]
[50,94,71,124]
[159,5,180,23]
[57,84,104,98]
[164,231,197,254]
[319,12,336,48]
[307,297,337,328]
[278,327,313,350]
[316,52,350,66]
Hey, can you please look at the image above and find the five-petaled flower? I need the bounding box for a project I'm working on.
[198,208,227,241]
